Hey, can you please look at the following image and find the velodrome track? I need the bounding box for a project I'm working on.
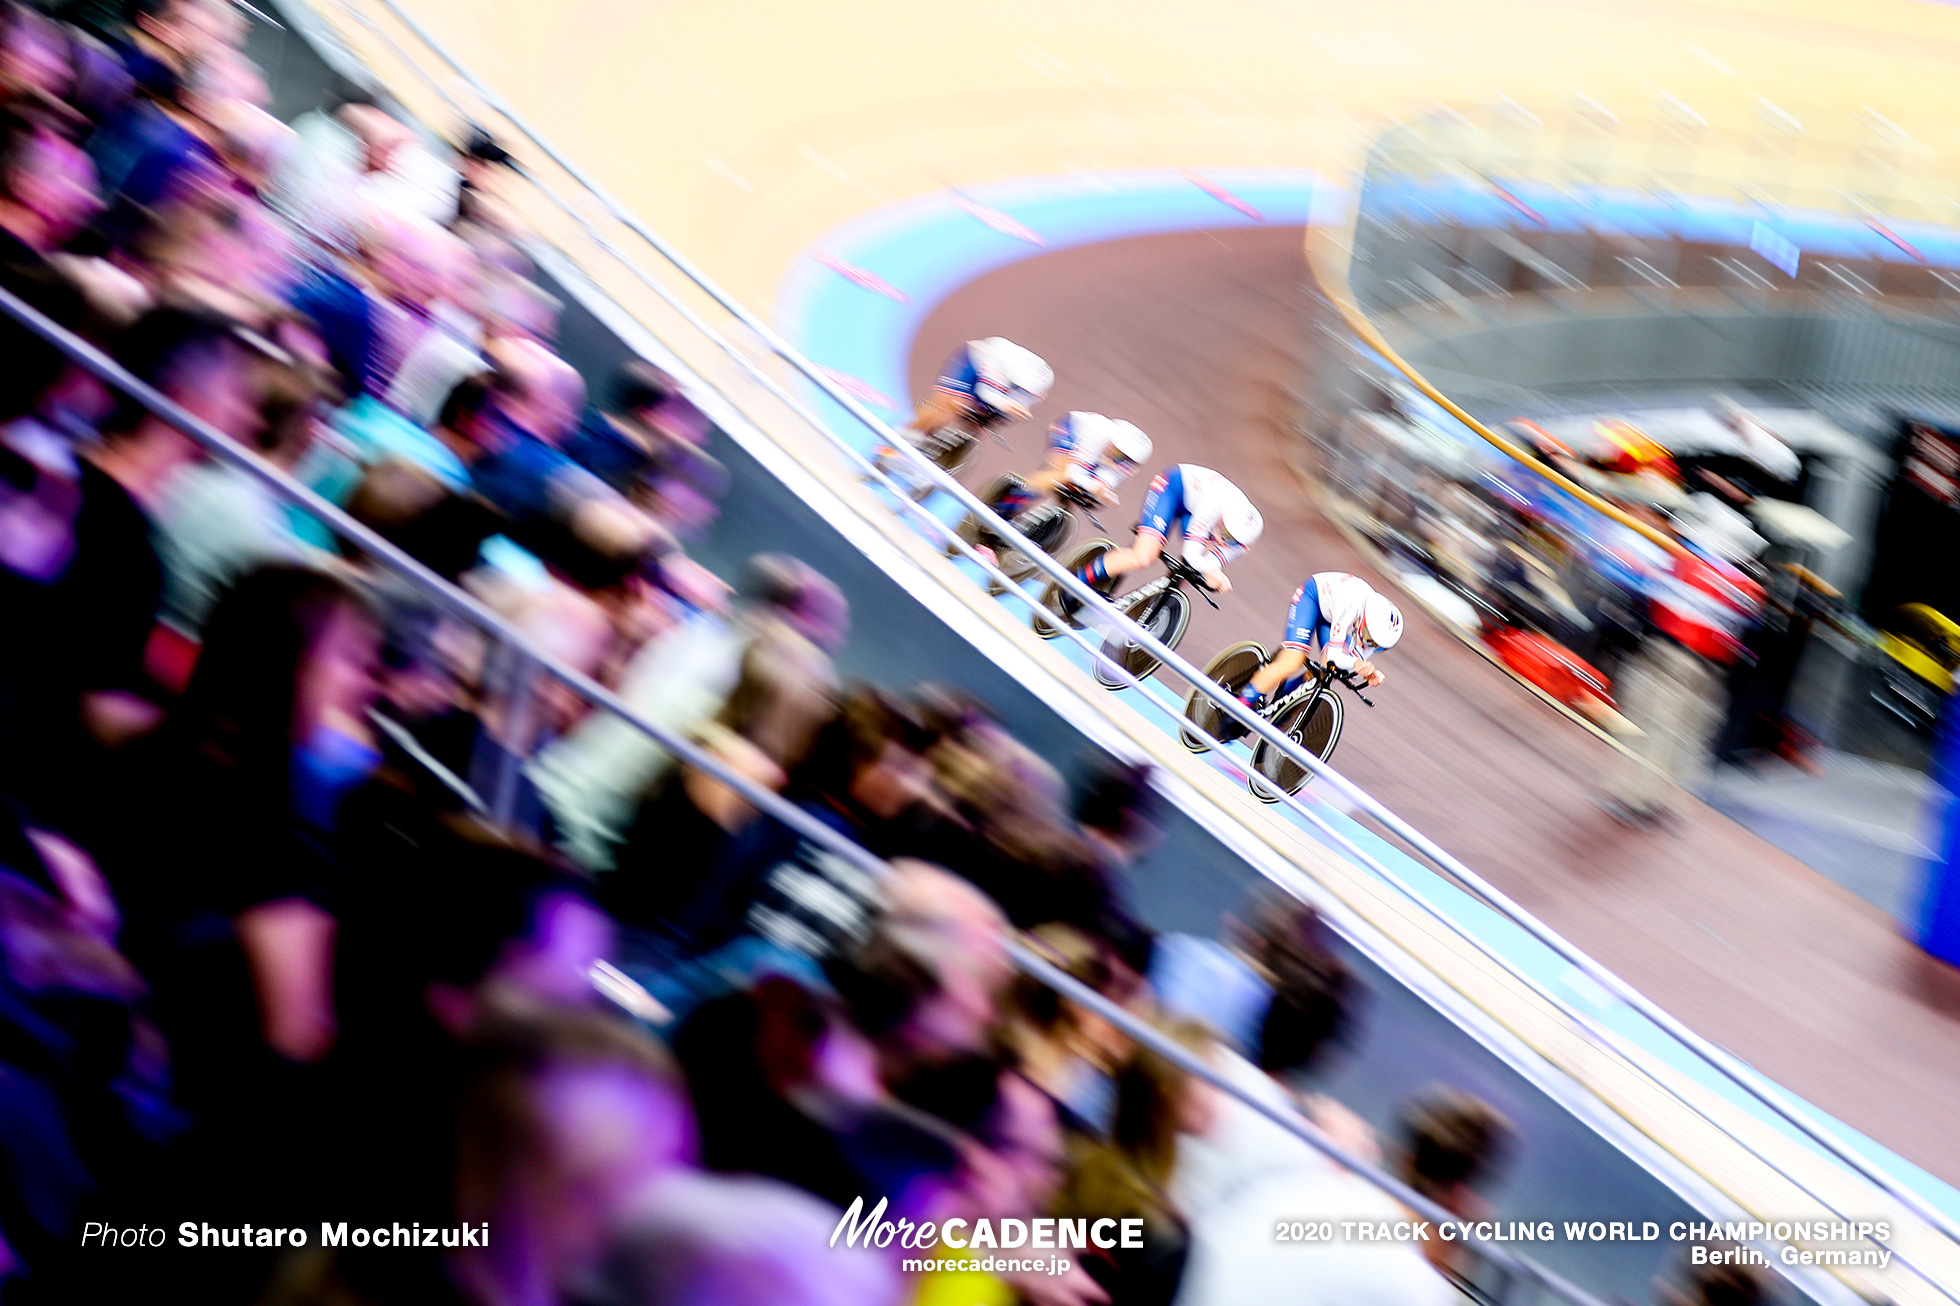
[301,0,1960,1217]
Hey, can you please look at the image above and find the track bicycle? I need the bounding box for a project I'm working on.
[1035,541,1219,689]
[953,474,1107,591]
[1180,640,1376,802]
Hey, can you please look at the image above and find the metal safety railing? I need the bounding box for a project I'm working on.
[0,277,1615,1306]
[307,0,1960,1288]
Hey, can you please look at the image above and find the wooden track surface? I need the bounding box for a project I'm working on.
[346,0,1960,307]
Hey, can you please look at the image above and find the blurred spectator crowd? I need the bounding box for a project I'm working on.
[1341,386,1849,826]
[0,1,1774,1305]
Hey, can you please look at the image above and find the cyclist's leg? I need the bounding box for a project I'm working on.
[1249,647,1310,701]
[995,458,1060,519]
[1079,532,1161,603]
[974,470,1047,563]
[1250,581,1321,703]
[1060,526,1156,620]
[875,391,964,478]
[1218,645,1305,743]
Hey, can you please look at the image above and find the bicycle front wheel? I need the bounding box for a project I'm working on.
[1181,640,1268,752]
[1250,690,1344,802]
[1096,586,1191,689]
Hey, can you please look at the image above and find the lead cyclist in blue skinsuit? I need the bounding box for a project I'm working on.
[1217,571,1403,741]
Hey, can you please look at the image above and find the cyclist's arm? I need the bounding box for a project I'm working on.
[1324,638,1384,685]
[1319,616,1366,671]
[1059,457,1126,505]
[1189,535,1246,589]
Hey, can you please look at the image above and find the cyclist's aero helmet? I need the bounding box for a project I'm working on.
[1218,495,1264,549]
[1106,419,1152,468]
[1362,591,1404,650]
[969,337,1053,415]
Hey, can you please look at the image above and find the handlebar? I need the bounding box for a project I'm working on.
[1318,661,1377,706]
[1163,557,1221,609]
[1055,482,1108,530]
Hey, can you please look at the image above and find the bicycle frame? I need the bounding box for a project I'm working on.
[1053,481,1106,532]
[1236,655,1374,742]
[1268,658,1340,725]
[1113,557,1217,618]
[1111,572,1176,620]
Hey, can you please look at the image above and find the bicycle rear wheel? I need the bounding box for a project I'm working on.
[1035,539,1115,638]
[996,503,1073,587]
[909,424,976,501]
[1096,586,1191,689]
[1181,641,1268,753]
[1250,689,1344,802]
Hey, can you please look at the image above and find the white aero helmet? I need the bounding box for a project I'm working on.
[1362,590,1404,650]
[970,337,1054,415]
[1217,494,1263,550]
[1105,419,1152,469]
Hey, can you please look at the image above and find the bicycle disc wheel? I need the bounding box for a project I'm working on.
[1181,640,1269,753]
[1096,586,1191,689]
[1035,539,1115,638]
[1250,690,1344,802]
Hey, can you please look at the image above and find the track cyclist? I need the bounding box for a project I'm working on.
[1070,463,1262,606]
[974,410,1152,562]
[1219,571,1402,741]
[872,336,1053,487]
